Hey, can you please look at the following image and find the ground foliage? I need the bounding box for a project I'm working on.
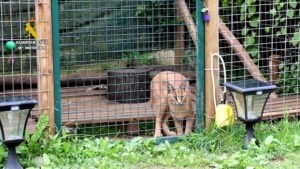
[0,114,300,168]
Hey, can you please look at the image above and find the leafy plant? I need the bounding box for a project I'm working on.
[121,52,159,67]
[276,61,300,94]
[1,113,300,168]
[181,50,197,68]
[290,28,300,46]
[222,0,299,94]
[17,113,50,167]
[239,0,261,62]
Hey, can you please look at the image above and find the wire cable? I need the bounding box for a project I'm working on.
[210,53,227,111]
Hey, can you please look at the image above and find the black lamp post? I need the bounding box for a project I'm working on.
[0,96,37,169]
[224,79,276,149]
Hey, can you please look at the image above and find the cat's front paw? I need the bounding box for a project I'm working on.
[169,131,177,136]
[154,131,162,138]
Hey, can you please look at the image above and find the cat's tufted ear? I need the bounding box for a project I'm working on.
[167,82,175,93]
[180,80,188,91]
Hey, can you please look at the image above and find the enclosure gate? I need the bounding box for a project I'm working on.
[52,0,205,138]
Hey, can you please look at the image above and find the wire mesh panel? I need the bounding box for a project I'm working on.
[0,1,51,133]
[219,1,300,119]
[58,0,198,137]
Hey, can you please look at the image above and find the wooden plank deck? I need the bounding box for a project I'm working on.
[3,87,300,128]
[61,94,156,125]
[60,87,300,125]
[263,95,300,119]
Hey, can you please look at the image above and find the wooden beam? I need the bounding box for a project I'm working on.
[175,0,185,64]
[0,65,195,89]
[204,0,218,128]
[219,19,266,81]
[36,0,55,134]
[177,0,197,46]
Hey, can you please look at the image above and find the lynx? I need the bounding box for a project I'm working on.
[150,71,194,137]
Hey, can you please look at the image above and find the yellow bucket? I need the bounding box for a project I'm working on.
[215,103,235,128]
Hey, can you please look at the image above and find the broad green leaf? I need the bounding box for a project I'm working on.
[241,3,247,13]
[31,113,48,143]
[287,9,295,18]
[265,27,270,33]
[0,146,5,162]
[242,27,249,36]
[153,144,167,152]
[246,0,251,6]
[265,135,274,145]
[276,31,282,36]
[222,0,230,7]
[247,6,256,18]
[247,47,259,58]
[290,31,300,46]
[43,153,51,165]
[269,8,276,16]
[293,72,298,78]
[280,27,287,35]
[276,3,284,10]
[245,36,256,46]
[280,17,286,23]
[240,14,246,21]
[249,17,259,27]
[289,0,297,8]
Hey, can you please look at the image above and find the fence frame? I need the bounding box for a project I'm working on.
[36,0,55,134]
[49,0,207,136]
[204,0,218,127]
[52,0,62,131]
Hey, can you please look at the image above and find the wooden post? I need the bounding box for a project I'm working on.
[204,0,218,128]
[36,0,55,135]
[175,0,185,64]
[269,55,281,84]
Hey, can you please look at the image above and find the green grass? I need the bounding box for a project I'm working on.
[1,114,300,169]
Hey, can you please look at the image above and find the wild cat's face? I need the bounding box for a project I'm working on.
[167,81,187,105]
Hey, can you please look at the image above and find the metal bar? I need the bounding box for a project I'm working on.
[52,0,62,131]
[196,0,205,132]
[154,136,180,145]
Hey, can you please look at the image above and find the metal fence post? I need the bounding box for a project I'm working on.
[52,0,61,131]
[196,0,205,132]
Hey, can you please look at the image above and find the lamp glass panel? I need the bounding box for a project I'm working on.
[231,91,245,120]
[0,108,29,141]
[245,93,269,120]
